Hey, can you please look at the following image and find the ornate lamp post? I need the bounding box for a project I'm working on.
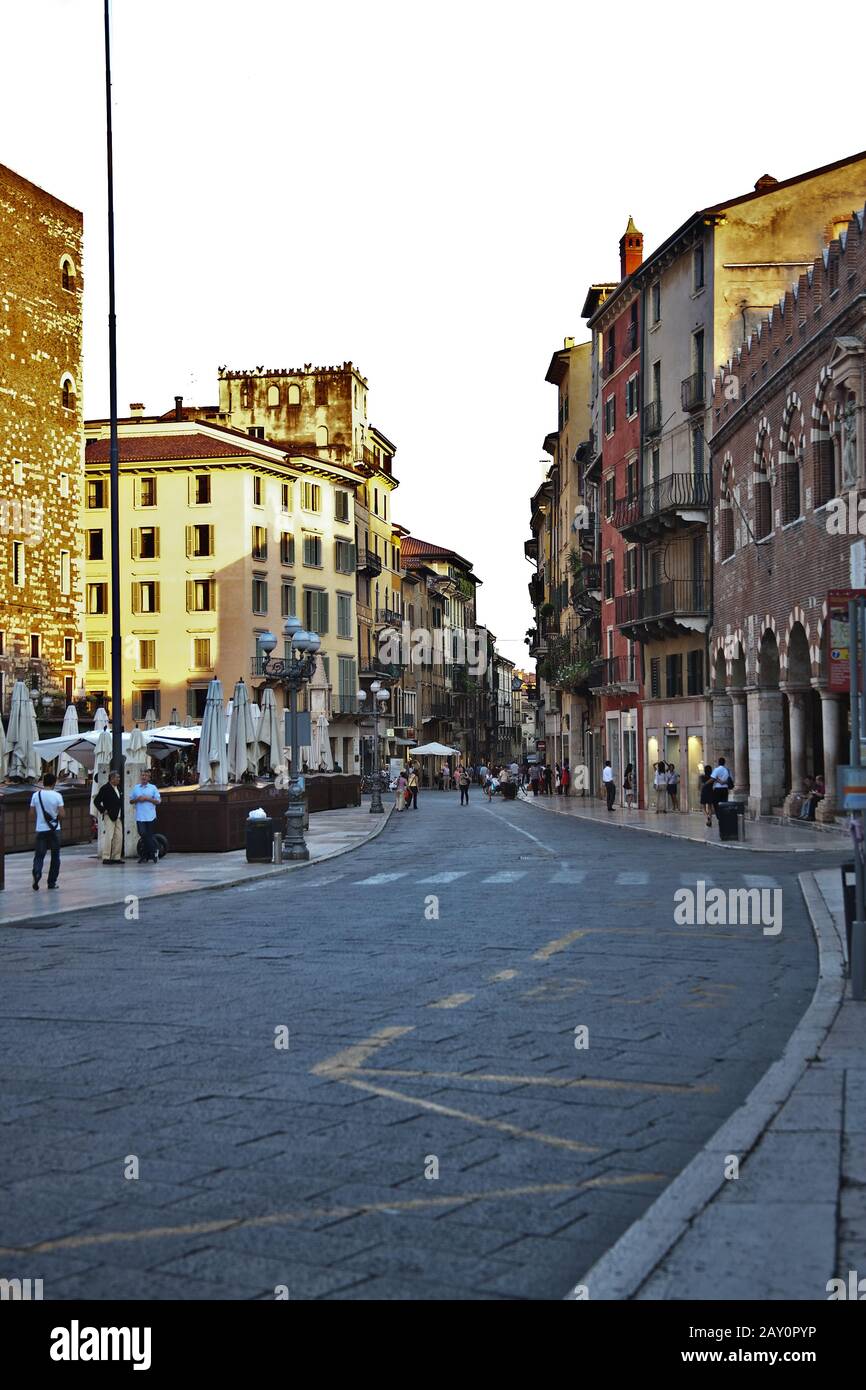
[357,680,390,813]
[258,615,320,860]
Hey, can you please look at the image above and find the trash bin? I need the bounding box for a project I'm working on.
[246,816,280,863]
[841,862,856,964]
[502,782,517,801]
[716,800,741,842]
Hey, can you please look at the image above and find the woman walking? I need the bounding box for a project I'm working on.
[653,761,668,813]
[700,768,715,827]
[394,768,407,812]
[623,762,635,810]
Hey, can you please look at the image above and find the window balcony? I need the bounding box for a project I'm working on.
[615,578,709,640]
[570,563,601,613]
[375,605,403,626]
[357,549,382,577]
[643,399,662,436]
[360,660,402,680]
[681,372,705,413]
[613,471,710,540]
[587,655,639,693]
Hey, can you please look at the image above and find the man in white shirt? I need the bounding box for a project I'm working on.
[710,757,733,809]
[130,769,162,863]
[30,771,64,890]
[602,759,616,812]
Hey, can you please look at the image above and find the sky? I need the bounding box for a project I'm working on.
[2,0,863,668]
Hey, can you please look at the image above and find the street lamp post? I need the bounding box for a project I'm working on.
[358,681,390,813]
[258,615,320,861]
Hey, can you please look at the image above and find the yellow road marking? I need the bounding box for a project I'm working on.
[352,1066,718,1096]
[489,969,519,982]
[310,1025,414,1076]
[0,1174,667,1258]
[428,993,474,1009]
[532,925,744,960]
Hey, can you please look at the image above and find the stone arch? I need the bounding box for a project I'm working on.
[288,383,301,406]
[785,620,812,685]
[59,254,77,291]
[753,420,773,539]
[779,395,805,523]
[315,424,329,448]
[60,371,77,410]
[812,366,838,505]
[758,626,780,686]
[267,384,280,407]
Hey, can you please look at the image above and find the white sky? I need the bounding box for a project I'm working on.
[2,0,862,667]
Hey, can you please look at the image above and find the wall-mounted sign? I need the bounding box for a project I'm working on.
[827,589,866,693]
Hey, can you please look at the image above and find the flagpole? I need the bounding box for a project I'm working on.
[104,0,123,777]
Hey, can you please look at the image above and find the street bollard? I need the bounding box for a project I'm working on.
[272,831,283,864]
[853,919,866,1001]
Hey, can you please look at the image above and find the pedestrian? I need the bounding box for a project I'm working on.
[653,761,668,813]
[544,763,553,795]
[667,762,680,811]
[479,762,489,787]
[31,770,64,890]
[700,768,715,827]
[709,756,733,815]
[394,769,407,812]
[602,759,616,811]
[130,768,162,862]
[561,761,571,797]
[94,770,124,864]
[529,762,541,796]
[623,762,635,810]
[407,765,419,810]
[456,762,471,805]
[442,763,451,793]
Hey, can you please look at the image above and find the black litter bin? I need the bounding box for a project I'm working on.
[502,782,517,801]
[716,800,741,842]
[841,862,856,964]
[246,816,280,863]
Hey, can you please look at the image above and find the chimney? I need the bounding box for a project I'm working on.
[754,174,778,192]
[129,403,145,418]
[174,395,183,420]
[619,216,643,279]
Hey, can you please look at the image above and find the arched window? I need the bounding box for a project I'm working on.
[61,374,76,411]
[267,384,280,408]
[781,439,803,524]
[719,461,734,559]
[60,256,76,291]
[315,425,329,448]
[288,383,301,406]
[240,379,253,409]
[753,438,772,540]
[812,409,836,507]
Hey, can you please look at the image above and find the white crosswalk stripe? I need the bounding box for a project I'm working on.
[743,875,780,890]
[482,871,527,884]
[355,872,410,885]
[552,866,586,884]
[680,873,715,887]
[616,871,649,885]
[417,871,470,884]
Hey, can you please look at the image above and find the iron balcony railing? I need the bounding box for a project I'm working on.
[615,578,709,627]
[643,399,662,435]
[375,606,403,626]
[571,563,601,610]
[613,471,710,531]
[357,549,382,576]
[588,655,638,689]
[360,660,402,680]
[681,371,706,412]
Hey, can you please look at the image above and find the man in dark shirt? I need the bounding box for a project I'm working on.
[94,771,123,864]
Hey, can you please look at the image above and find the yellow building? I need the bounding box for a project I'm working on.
[82,416,362,769]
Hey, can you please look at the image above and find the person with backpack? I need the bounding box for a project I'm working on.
[94,770,124,864]
[30,771,64,890]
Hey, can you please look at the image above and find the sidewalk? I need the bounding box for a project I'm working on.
[569,866,865,1300]
[520,787,849,853]
[0,803,392,928]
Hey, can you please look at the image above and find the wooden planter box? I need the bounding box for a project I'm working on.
[143,775,361,854]
[0,783,95,855]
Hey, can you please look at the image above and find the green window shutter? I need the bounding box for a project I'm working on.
[186,580,194,612]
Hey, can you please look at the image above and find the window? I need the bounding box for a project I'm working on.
[12,458,23,485]
[603,476,615,518]
[138,640,156,670]
[338,656,357,709]
[604,395,616,436]
[61,376,76,410]
[687,649,703,696]
[287,383,301,407]
[625,374,639,418]
[603,557,615,600]
[315,378,328,406]
[691,423,704,474]
[315,425,329,448]
[60,471,69,498]
[813,411,836,507]
[132,581,160,614]
[650,657,660,698]
[253,475,263,506]
[267,384,280,407]
[303,534,322,567]
[693,241,705,290]
[188,686,208,720]
[64,637,74,663]
[186,523,214,558]
[651,281,661,324]
[280,533,295,565]
[302,481,321,512]
[30,633,40,659]
[87,479,106,509]
[626,458,638,502]
[186,578,215,612]
[60,549,71,595]
[61,256,76,291]
[252,525,268,561]
[666,653,683,697]
[280,581,297,618]
[337,592,353,639]
[754,459,772,540]
[719,494,734,560]
[782,442,803,524]
[281,482,291,512]
[88,640,106,671]
[252,577,268,614]
[335,489,350,523]
[137,476,157,508]
[304,588,329,634]
[373,488,379,516]
[248,427,265,440]
[193,637,212,670]
[335,538,355,573]
[132,526,159,559]
[87,581,107,613]
[240,380,253,409]
[193,474,211,505]
[132,689,161,721]
[624,547,637,592]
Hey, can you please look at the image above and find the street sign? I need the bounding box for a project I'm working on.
[839,764,866,810]
[283,710,311,748]
[827,590,866,693]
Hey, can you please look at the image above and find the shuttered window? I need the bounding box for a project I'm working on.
[304,588,329,635]
[186,524,214,557]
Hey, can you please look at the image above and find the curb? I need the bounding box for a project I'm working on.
[518,792,837,854]
[0,803,394,927]
[564,869,846,1300]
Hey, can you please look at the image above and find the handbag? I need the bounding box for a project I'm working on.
[38,792,60,834]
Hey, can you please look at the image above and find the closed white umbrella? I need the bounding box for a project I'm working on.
[169,707,180,727]
[226,678,257,781]
[7,680,38,781]
[144,707,157,729]
[29,697,40,748]
[310,711,334,771]
[256,686,284,775]
[90,726,113,815]
[197,678,228,786]
[58,704,83,777]
[0,711,7,779]
[93,706,110,732]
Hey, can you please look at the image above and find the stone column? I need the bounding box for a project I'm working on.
[781,684,809,816]
[746,684,786,817]
[727,688,749,800]
[709,690,733,764]
[815,683,841,823]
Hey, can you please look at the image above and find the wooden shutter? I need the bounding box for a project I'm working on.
[185,525,193,558]
[153,528,160,559]
[186,580,194,613]
[131,529,140,559]
[207,525,214,556]
[153,583,161,613]
[131,583,140,615]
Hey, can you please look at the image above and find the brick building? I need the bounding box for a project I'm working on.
[710,202,866,820]
[0,163,83,717]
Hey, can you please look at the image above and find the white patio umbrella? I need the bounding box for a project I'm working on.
[6,680,39,780]
[197,678,228,786]
[58,704,84,777]
[144,707,157,729]
[0,711,7,780]
[310,711,334,771]
[406,742,461,757]
[226,678,257,781]
[169,707,180,727]
[256,686,285,775]
[29,697,40,747]
[93,706,110,732]
[89,726,113,815]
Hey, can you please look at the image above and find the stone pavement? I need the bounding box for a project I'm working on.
[570,863,865,1300]
[0,803,392,928]
[521,787,849,854]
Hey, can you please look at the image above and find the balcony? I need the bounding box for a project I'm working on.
[375,605,403,627]
[570,563,601,613]
[681,371,705,413]
[587,655,639,693]
[357,549,382,577]
[430,699,451,719]
[643,399,662,436]
[360,660,402,680]
[615,578,709,640]
[613,471,710,540]
[528,574,544,606]
[603,345,616,378]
